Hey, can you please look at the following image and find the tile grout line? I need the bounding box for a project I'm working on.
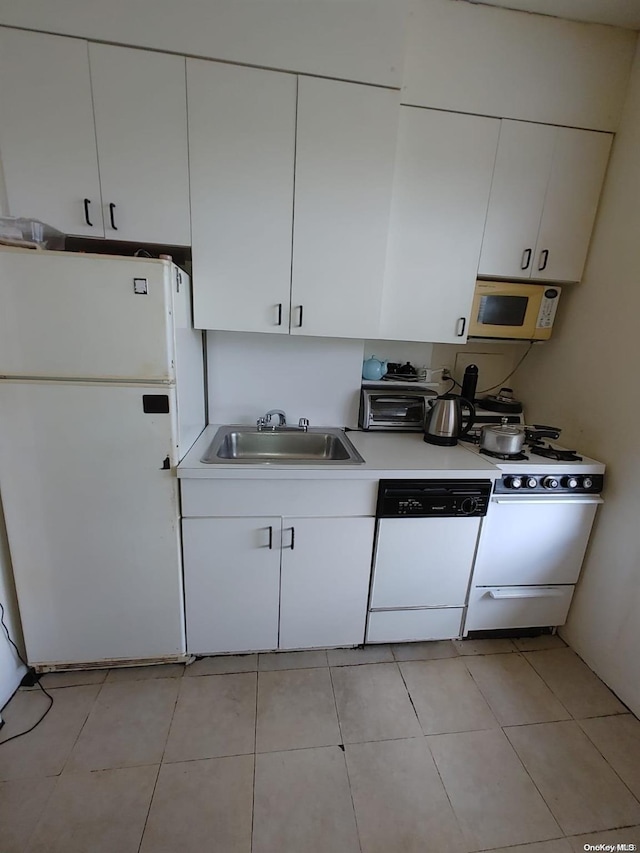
[250,669,259,853]
[58,679,107,775]
[395,655,481,842]
[327,664,364,853]
[574,716,640,811]
[518,650,576,720]
[499,722,570,839]
[136,674,183,853]
[394,657,427,735]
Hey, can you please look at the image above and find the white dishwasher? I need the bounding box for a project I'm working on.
[366,479,492,643]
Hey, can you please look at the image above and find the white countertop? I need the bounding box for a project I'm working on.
[177,426,501,480]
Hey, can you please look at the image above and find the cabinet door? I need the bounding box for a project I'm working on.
[89,44,190,245]
[290,78,399,338]
[533,127,612,282]
[187,60,296,333]
[0,29,103,236]
[478,121,556,279]
[183,517,281,654]
[380,108,499,343]
[279,517,374,649]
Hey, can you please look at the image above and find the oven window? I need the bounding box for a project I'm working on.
[372,397,424,422]
[478,295,529,326]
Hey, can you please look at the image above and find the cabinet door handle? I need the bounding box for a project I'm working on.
[109,203,118,231]
[283,526,295,549]
[521,248,532,270]
[296,306,304,328]
[456,317,466,337]
[275,303,283,326]
[538,249,549,271]
[83,198,93,227]
[267,525,273,550]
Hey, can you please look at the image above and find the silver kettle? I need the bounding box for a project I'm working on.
[423,394,475,446]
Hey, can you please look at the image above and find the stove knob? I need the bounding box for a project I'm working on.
[507,476,523,490]
[583,477,594,489]
[526,477,538,489]
[563,476,579,489]
[542,476,559,490]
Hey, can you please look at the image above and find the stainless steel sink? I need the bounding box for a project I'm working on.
[200,426,365,465]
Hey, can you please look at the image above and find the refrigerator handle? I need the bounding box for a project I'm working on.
[160,456,171,470]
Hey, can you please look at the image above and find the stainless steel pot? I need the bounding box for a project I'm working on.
[479,420,525,455]
[479,421,562,455]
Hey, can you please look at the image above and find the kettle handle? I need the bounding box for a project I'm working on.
[458,397,476,436]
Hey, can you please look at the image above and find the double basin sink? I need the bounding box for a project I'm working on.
[201,426,365,465]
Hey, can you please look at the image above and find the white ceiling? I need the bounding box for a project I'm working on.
[465,0,640,30]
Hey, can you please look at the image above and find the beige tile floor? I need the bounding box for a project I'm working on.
[1,636,640,853]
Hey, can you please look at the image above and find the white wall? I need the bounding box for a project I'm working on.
[207,332,365,428]
[402,0,636,131]
[515,41,640,716]
[0,493,26,709]
[0,0,406,88]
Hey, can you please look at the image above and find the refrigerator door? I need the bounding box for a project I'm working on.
[0,381,185,665]
[0,248,174,381]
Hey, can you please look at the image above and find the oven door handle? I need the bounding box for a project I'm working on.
[492,497,603,505]
[488,588,565,599]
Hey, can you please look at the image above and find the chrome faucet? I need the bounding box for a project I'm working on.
[257,409,287,430]
[256,411,310,432]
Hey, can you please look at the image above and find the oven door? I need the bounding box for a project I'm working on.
[472,495,603,586]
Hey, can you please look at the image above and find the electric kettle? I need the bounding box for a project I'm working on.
[423,394,475,446]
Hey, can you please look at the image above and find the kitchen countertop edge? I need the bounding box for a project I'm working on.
[177,426,501,480]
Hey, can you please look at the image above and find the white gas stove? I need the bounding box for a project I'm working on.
[458,414,605,636]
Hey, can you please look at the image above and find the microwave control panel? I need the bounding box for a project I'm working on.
[535,287,561,329]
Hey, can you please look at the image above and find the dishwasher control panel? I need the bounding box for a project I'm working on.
[376,479,492,518]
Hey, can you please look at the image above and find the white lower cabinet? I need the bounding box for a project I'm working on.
[182,508,375,654]
[183,517,281,654]
[279,517,375,650]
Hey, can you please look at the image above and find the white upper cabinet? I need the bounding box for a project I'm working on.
[187,60,296,334]
[478,120,612,283]
[380,108,500,344]
[0,29,103,237]
[88,44,190,245]
[290,77,399,339]
[477,121,556,280]
[0,29,191,243]
[533,127,612,283]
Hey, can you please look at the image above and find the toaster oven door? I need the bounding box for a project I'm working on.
[366,394,426,430]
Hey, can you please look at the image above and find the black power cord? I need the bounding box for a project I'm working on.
[0,600,54,745]
[449,343,535,396]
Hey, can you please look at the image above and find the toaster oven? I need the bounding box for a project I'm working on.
[359,387,437,431]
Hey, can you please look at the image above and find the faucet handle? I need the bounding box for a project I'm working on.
[298,418,310,432]
[256,416,267,430]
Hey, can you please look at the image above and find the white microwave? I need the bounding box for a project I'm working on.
[468,280,561,341]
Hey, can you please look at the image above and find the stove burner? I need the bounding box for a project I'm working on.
[479,448,529,461]
[459,434,480,445]
[529,444,583,462]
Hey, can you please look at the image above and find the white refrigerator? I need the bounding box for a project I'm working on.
[0,247,205,669]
